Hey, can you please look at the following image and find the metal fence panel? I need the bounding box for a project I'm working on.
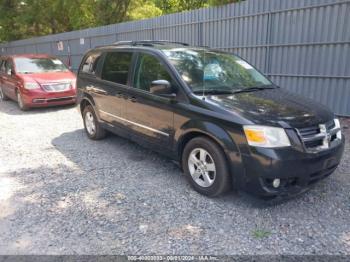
[0,0,349,115]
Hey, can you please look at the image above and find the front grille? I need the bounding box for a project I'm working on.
[297,120,340,152]
[41,82,71,92]
[298,126,320,140]
[326,121,335,130]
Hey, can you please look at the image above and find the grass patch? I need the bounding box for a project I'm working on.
[252,228,271,239]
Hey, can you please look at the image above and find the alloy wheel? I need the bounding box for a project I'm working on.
[17,92,24,108]
[0,87,4,100]
[188,148,216,188]
[85,111,96,135]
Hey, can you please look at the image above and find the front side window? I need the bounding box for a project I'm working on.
[101,52,133,85]
[133,53,173,92]
[162,48,271,94]
[81,52,102,75]
[0,60,7,73]
[14,57,68,74]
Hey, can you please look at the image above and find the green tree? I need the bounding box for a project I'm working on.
[154,0,207,14]
[0,0,244,42]
[0,0,24,41]
[153,0,241,14]
[127,0,162,20]
[209,0,241,6]
[94,0,131,26]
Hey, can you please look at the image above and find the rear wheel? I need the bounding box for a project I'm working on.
[182,136,231,197]
[83,105,106,140]
[0,86,9,101]
[17,90,29,111]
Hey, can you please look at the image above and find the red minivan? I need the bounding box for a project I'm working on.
[0,54,77,110]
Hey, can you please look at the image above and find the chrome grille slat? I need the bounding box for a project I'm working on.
[297,120,339,152]
[302,133,326,142]
[41,82,71,92]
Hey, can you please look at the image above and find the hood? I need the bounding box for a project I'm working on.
[19,71,76,84]
[206,88,334,128]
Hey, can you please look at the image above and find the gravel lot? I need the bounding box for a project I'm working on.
[0,100,349,255]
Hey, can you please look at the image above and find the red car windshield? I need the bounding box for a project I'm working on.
[14,57,69,74]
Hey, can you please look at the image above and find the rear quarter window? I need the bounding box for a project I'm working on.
[80,52,102,75]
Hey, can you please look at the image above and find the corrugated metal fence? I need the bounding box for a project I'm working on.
[0,0,349,115]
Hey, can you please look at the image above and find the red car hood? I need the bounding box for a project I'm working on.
[19,71,76,84]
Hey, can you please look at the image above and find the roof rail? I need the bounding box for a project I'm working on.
[112,40,190,47]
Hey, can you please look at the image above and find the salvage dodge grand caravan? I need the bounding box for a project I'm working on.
[77,40,345,199]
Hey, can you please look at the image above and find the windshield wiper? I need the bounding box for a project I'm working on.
[232,85,277,94]
[193,90,235,95]
[192,85,277,95]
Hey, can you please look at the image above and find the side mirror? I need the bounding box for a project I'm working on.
[150,80,176,99]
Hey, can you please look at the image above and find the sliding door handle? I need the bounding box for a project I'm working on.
[128,96,137,103]
[86,86,107,95]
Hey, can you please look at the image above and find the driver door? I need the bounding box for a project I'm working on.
[124,52,177,148]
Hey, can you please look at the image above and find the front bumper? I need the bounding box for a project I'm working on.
[22,88,77,107]
[240,136,345,198]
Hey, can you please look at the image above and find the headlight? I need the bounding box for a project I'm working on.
[24,82,40,90]
[334,118,342,139]
[243,125,291,148]
[71,80,76,89]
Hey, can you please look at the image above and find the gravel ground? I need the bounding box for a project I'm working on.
[0,100,349,255]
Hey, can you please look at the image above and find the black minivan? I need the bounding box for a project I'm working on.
[77,40,345,199]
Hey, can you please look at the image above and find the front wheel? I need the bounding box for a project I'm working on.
[17,91,29,111]
[0,86,9,101]
[182,136,231,197]
[83,105,106,140]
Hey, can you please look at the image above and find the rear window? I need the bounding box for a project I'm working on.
[81,52,102,75]
[101,52,133,85]
[14,57,68,74]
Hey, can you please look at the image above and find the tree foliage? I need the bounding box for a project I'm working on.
[0,0,242,42]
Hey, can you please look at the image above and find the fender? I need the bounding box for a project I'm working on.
[78,92,101,119]
[175,120,246,189]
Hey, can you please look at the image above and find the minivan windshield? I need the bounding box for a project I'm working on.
[14,57,69,74]
[162,48,272,94]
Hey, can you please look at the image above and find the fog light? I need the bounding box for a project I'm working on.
[272,179,280,188]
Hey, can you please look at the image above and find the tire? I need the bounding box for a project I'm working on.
[182,136,231,197]
[0,86,9,101]
[17,90,29,111]
[83,105,106,140]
